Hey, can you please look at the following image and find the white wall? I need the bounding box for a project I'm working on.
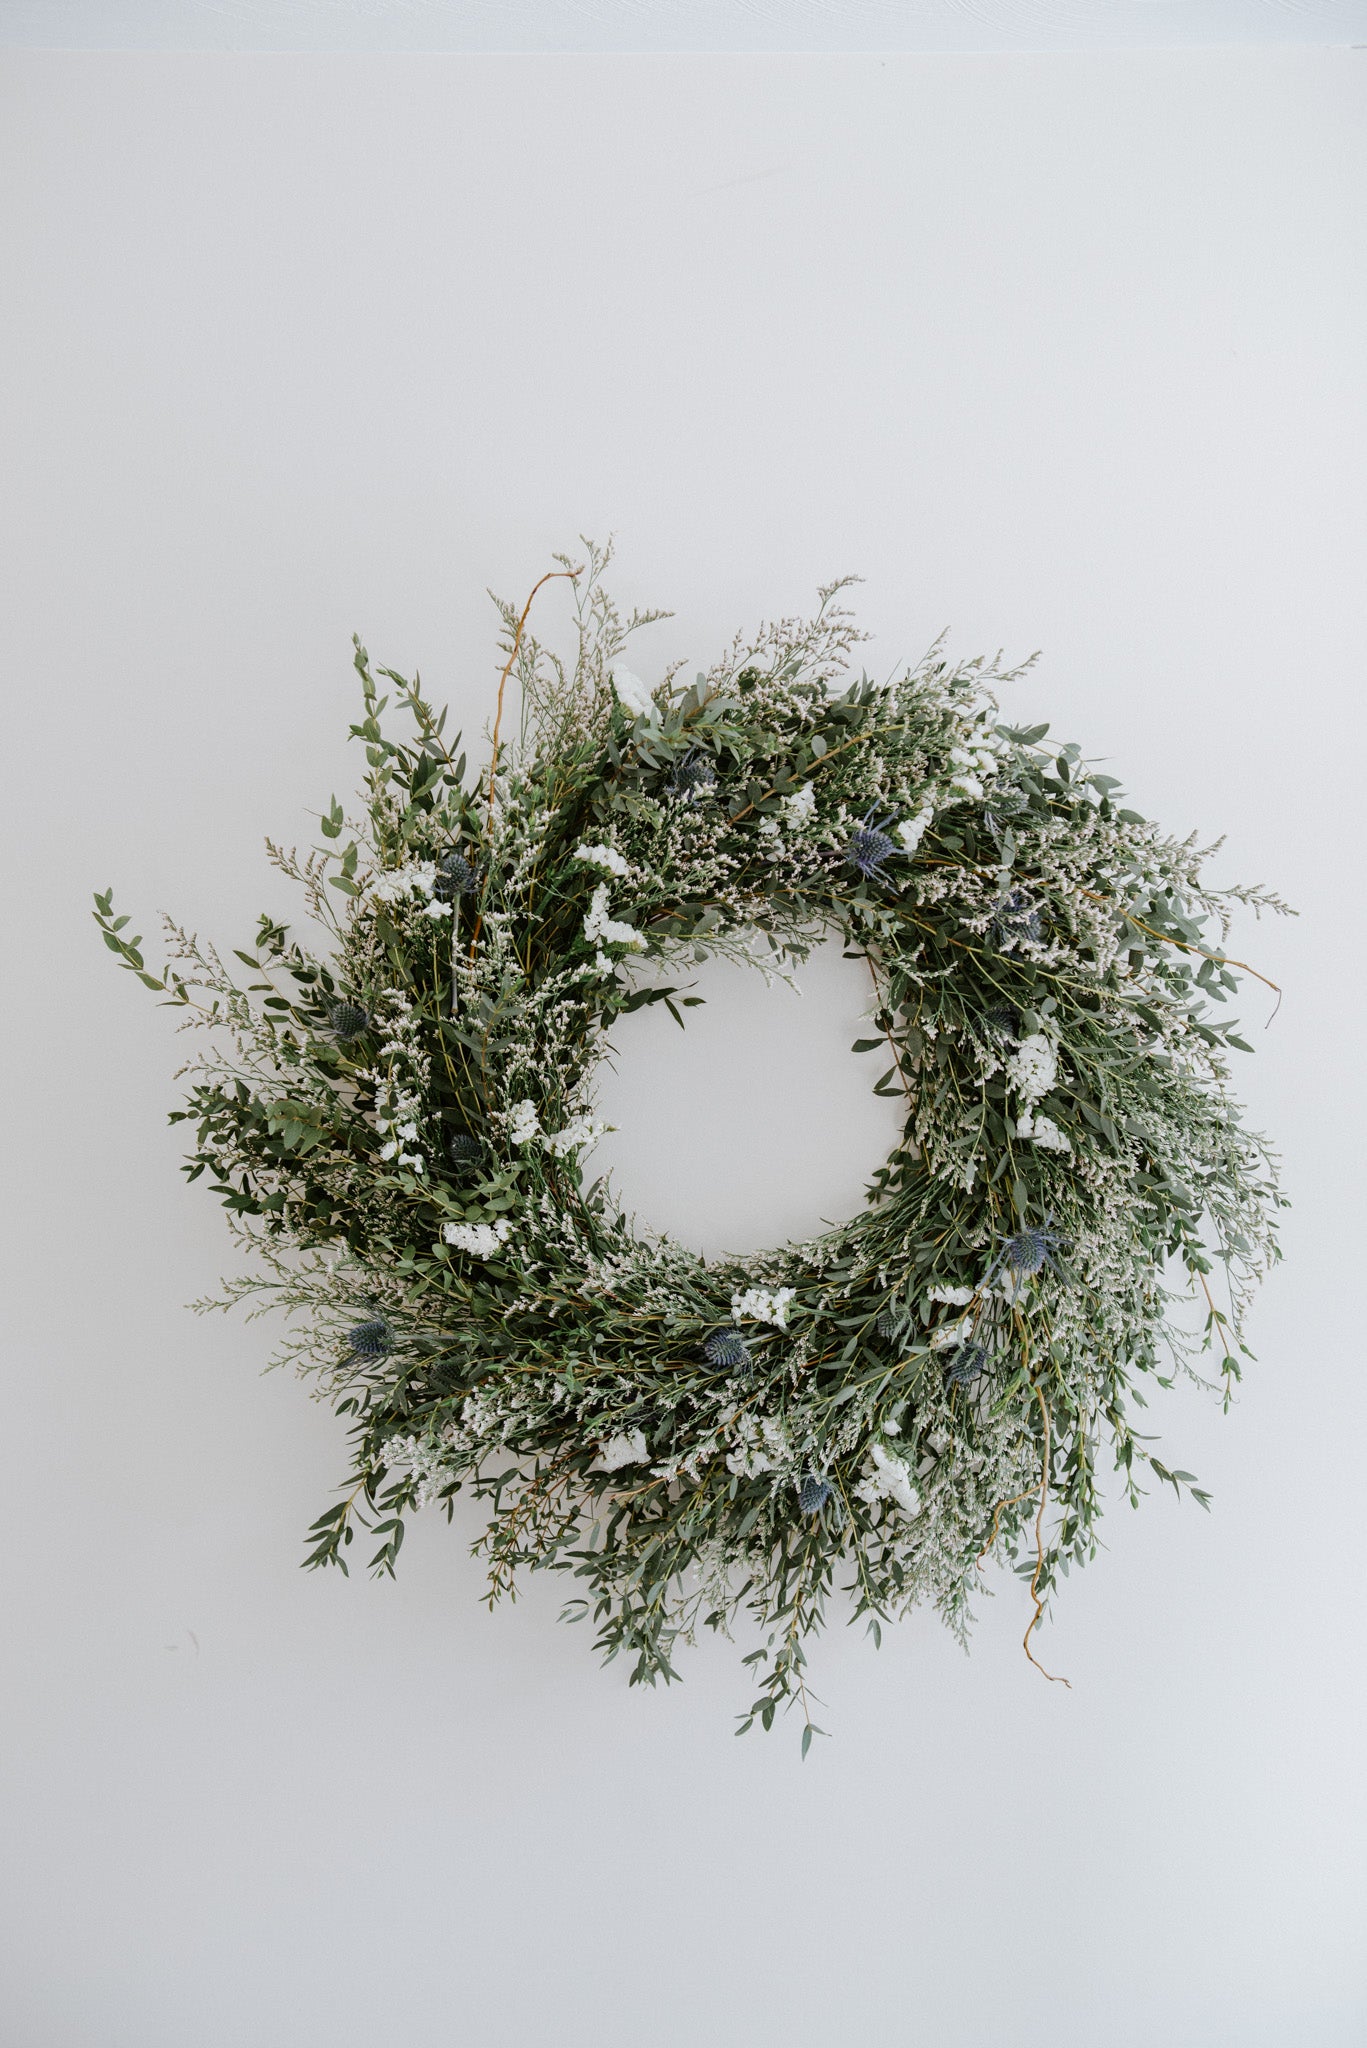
[1,49,1363,2048]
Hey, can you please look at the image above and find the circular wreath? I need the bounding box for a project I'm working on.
[98,544,1286,1741]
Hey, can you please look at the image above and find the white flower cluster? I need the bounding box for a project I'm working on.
[368,860,452,919]
[927,1283,974,1306]
[724,1410,793,1479]
[574,842,631,878]
[855,1441,922,1519]
[731,1285,795,1328]
[1007,1032,1058,1105]
[929,1315,974,1350]
[610,667,656,720]
[583,883,645,952]
[783,782,816,826]
[366,993,432,1173]
[1018,1110,1073,1154]
[945,740,1002,803]
[896,803,936,853]
[442,1218,513,1257]
[378,1432,455,1508]
[592,1428,649,1472]
[543,1114,608,1157]
[507,1099,541,1144]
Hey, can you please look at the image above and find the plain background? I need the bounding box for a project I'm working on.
[2,45,1365,2048]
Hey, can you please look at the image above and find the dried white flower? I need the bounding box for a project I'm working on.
[783,782,816,826]
[896,804,935,853]
[593,1429,649,1472]
[1007,1032,1058,1105]
[507,1099,541,1144]
[731,1286,796,1328]
[574,842,631,878]
[442,1219,513,1258]
[583,883,644,951]
[610,667,655,720]
[1023,1112,1072,1155]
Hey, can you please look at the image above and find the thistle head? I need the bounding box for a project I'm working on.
[979,1003,1021,1045]
[798,1475,832,1515]
[434,850,479,901]
[446,1130,483,1166]
[876,1306,904,1340]
[946,1341,990,1387]
[846,810,898,880]
[347,1318,391,1360]
[669,749,717,796]
[703,1328,751,1372]
[993,888,1044,947]
[1002,1225,1064,1276]
[325,1000,370,1043]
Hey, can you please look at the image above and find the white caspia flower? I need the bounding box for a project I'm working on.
[442,1219,513,1258]
[506,1100,541,1144]
[897,804,935,854]
[574,842,631,879]
[1021,1112,1072,1155]
[583,882,645,951]
[592,1428,650,1472]
[542,1115,608,1157]
[610,667,655,720]
[1007,1032,1058,1105]
[783,782,816,826]
[370,860,438,904]
[857,1441,921,1518]
[731,1286,795,1329]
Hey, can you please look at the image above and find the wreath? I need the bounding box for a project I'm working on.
[96,544,1287,1744]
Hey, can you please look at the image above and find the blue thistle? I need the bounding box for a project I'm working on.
[703,1328,751,1372]
[325,1000,370,1042]
[669,748,717,796]
[1001,1224,1066,1276]
[946,1341,990,1387]
[979,1002,1021,1045]
[876,1306,904,1340]
[434,849,479,901]
[846,808,899,881]
[347,1318,391,1360]
[993,888,1044,948]
[798,1475,832,1515]
[446,1130,482,1166]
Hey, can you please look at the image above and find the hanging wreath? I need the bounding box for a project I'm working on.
[96,544,1287,1745]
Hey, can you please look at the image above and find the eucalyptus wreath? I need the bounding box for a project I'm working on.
[96,544,1287,1745]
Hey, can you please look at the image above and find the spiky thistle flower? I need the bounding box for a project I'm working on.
[798,1475,832,1515]
[703,1328,750,1371]
[993,887,1044,948]
[446,1130,482,1166]
[347,1318,391,1360]
[979,1002,1021,1045]
[945,1341,990,1387]
[669,748,717,796]
[1001,1224,1066,1276]
[846,809,899,880]
[325,1000,370,1042]
[434,849,480,901]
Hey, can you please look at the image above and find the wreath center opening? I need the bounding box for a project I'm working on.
[586,933,906,1259]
